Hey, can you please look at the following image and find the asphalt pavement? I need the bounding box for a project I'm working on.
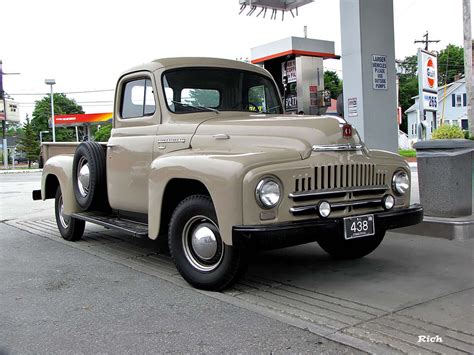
[1,171,473,354]
[0,172,358,354]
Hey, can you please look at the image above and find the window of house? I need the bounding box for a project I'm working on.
[461,119,468,130]
[456,94,462,107]
[121,79,156,119]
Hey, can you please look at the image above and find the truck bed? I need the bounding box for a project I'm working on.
[39,142,106,167]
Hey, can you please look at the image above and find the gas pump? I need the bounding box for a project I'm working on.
[251,36,338,114]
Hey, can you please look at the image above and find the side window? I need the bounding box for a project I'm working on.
[121,79,156,119]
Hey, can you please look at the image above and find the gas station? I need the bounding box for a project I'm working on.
[51,112,112,141]
[251,36,337,115]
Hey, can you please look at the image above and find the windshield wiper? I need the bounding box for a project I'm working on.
[171,100,219,114]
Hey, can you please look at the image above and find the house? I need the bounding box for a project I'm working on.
[406,77,468,145]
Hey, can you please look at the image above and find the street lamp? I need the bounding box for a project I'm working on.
[44,79,56,142]
[39,130,49,143]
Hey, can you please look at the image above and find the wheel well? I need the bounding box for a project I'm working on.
[44,174,60,199]
[159,178,211,236]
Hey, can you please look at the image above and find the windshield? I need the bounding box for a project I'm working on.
[162,68,283,114]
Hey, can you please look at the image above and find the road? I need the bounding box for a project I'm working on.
[1,171,473,354]
[0,173,358,354]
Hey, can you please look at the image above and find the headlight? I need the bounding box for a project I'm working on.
[392,170,409,195]
[256,178,282,209]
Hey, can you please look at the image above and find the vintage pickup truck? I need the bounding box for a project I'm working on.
[33,57,423,290]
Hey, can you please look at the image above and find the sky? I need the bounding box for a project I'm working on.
[1,0,469,122]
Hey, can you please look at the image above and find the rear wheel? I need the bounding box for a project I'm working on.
[55,187,85,241]
[317,232,385,259]
[168,195,247,291]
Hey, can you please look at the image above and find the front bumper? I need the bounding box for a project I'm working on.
[233,204,423,250]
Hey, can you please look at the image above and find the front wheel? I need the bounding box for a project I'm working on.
[55,187,85,241]
[168,195,247,291]
[317,231,385,260]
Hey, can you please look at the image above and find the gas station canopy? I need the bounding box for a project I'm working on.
[251,36,339,64]
[52,112,112,127]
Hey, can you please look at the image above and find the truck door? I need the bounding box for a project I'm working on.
[106,72,160,213]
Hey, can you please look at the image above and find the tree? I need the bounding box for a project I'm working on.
[437,44,464,86]
[398,73,418,133]
[94,124,112,141]
[31,93,84,142]
[398,54,417,76]
[396,44,465,133]
[17,114,40,168]
[324,70,343,100]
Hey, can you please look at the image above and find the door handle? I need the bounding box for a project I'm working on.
[107,144,117,148]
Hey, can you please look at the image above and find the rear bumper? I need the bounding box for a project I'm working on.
[232,204,423,250]
[32,189,42,201]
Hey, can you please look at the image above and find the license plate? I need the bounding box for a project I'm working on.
[343,214,375,240]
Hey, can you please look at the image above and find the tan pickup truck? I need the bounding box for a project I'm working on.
[33,57,423,290]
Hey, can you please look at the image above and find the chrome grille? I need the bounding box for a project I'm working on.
[294,163,386,192]
[290,164,389,217]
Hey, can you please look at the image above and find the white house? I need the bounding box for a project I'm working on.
[406,77,468,145]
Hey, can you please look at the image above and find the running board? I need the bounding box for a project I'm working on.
[71,212,148,238]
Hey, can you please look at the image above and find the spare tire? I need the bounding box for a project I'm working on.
[72,141,107,211]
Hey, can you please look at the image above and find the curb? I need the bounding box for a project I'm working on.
[0,169,42,175]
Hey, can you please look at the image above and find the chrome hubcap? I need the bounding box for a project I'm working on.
[77,157,90,198]
[191,226,218,261]
[182,216,223,272]
[58,195,70,229]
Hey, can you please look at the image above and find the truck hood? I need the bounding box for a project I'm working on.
[190,112,361,159]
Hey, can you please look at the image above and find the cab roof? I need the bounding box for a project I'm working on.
[123,57,270,77]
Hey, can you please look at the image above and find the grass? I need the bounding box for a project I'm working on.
[398,149,416,158]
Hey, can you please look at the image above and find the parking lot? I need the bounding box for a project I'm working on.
[1,172,473,354]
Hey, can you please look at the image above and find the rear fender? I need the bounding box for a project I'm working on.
[41,155,81,215]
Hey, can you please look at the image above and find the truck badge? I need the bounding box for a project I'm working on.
[342,123,352,139]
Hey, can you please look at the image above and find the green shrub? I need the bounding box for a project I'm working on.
[94,124,112,141]
[398,149,416,157]
[464,130,472,140]
[431,125,465,139]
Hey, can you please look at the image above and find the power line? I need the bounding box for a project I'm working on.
[8,88,114,96]
[17,100,114,105]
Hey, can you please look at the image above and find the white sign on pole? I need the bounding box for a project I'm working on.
[421,92,438,110]
[281,59,296,83]
[419,50,438,93]
[0,100,20,122]
[418,49,438,112]
[348,97,358,117]
[372,54,387,90]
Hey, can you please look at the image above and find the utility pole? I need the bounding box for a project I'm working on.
[463,0,473,136]
[414,31,440,51]
[0,60,20,169]
[0,60,7,169]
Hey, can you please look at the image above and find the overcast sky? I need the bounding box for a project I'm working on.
[1,0,468,121]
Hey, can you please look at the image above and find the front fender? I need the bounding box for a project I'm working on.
[148,149,300,245]
[42,155,81,215]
